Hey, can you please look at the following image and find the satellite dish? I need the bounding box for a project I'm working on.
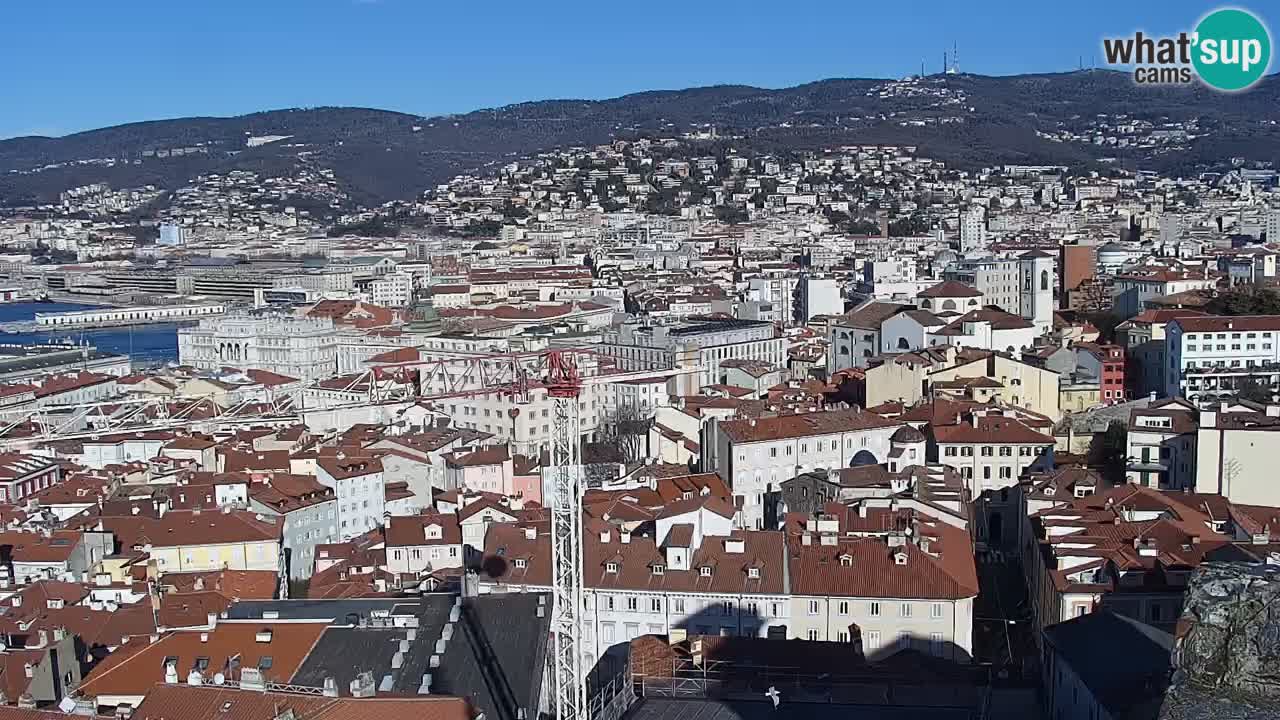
[213,672,226,686]
[59,697,76,713]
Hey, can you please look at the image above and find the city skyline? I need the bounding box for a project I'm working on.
[2,0,1259,139]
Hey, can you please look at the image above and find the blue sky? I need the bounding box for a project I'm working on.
[0,0,1260,139]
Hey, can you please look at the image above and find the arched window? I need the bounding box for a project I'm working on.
[942,299,957,311]
[850,450,878,467]
[920,299,932,309]
[1040,270,1049,291]
[897,337,910,350]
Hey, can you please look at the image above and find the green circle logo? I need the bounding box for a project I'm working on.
[1192,8,1272,91]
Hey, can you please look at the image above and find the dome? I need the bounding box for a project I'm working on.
[891,425,926,444]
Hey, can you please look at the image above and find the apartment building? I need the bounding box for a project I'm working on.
[782,502,977,660]
[600,318,785,394]
[481,521,789,670]
[1116,309,1207,398]
[1195,405,1280,506]
[479,497,977,666]
[1019,482,1233,640]
[248,474,339,580]
[1166,315,1280,405]
[0,453,62,504]
[315,454,386,539]
[385,512,464,575]
[944,257,1019,315]
[928,410,1055,495]
[1125,398,1198,491]
[1112,269,1214,319]
[706,408,903,530]
[95,510,283,575]
[1073,343,1126,404]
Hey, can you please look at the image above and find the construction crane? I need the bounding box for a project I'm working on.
[373,348,697,720]
[0,347,695,720]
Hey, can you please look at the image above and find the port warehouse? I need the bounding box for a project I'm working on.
[34,303,225,327]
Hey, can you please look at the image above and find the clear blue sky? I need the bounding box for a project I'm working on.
[0,0,1260,139]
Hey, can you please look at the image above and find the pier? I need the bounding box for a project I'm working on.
[0,303,225,333]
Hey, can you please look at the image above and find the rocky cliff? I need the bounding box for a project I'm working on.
[1160,562,1280,718]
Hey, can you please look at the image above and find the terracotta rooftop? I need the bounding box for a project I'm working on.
[719,408,900,444]
[79,622,330,699]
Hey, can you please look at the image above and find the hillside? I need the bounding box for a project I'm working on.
[4,70,1280,208]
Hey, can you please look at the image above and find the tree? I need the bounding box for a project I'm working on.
[1235,377,1273,404]
[1096,420,1128,485]
[1206,287,1280,316]
[599,404,653,464]
[1083,311,1122,342]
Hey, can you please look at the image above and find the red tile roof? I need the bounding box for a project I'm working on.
[482,523,787,595]
[719,408,900,444]
[385,513,463,547]
[1171,314,1280,333]
[79,622,330,698]
[917,280,983,298]
[931,416,1053,445]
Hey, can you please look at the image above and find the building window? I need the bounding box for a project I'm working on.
[748,567,760,578]
[699,567,712,577]
[869,601,880,617]
[837,630,850,643]
[808,600,820,615]
[807,629,820,641]
[626,597,638,611]
[867,631,881,650]
[838,601,849,615]
[931,603,944,619]
[900,602,912,618]
[674,598,685,613]
[606,562,618,573]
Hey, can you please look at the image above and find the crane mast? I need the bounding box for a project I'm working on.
[546,350,586,720]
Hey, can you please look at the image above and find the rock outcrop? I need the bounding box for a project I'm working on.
[1169,562,1280,704]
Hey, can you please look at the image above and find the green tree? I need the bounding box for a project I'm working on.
[1096,421,1128,485]
[1206,287,1280,316]
[1235,377,1274,404]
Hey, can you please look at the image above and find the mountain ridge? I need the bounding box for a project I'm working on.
[3,70,1279,208]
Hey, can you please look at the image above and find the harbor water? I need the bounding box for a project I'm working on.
[0,302,181,365]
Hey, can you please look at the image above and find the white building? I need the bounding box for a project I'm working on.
[369,272,414,307]
[600,319,784,395]
[178,310,338,381]
[315,454,386,539]
[1165,315,1280,404]
[385,512,464,575]
[959,206,986,252]
[796,276,843,323]
[480,497,977,666]
[706,408,903,530]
